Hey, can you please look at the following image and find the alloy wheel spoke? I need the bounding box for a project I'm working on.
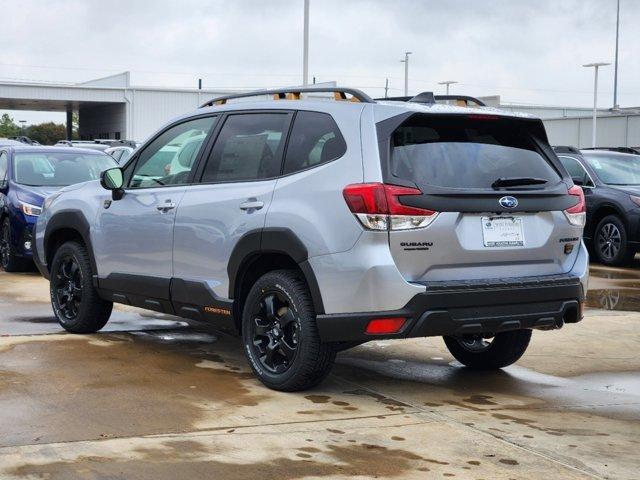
[253,318,270,336]
[264,339,279,366]
[278,308,296,327]
[279,340,296,361]
[262,294,276,320]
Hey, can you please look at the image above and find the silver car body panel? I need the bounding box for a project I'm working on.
[35,97,589,319]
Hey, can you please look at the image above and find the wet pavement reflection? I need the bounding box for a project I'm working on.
[586,263,640,311]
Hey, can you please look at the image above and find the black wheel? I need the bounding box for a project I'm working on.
[50,241,112,333]
[594,215,636,266]
[443,329,532,369]
[242,270,335,391]
[0,218,29,272]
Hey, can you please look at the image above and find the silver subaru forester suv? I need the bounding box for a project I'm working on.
[34,87,588,391]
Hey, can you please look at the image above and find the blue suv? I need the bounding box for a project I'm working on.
[0,146,116,271]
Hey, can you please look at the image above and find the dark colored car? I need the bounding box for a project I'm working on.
[0,146,116,271]
[553,147,640,266]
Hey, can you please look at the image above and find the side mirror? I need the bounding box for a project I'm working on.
[100,168,125,200]
[571,175,585,186]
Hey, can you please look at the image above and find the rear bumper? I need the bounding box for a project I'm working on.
[316,273,584,342]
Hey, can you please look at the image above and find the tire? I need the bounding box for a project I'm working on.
[0,218,30,272]
[50,241,113,333]
[242,269,336,391]
[443,329,532,369]
[593,215,636,266]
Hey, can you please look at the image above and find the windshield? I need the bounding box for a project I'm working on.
[390,114,561,190]
[13,152,116,187]
[584,154,640,185]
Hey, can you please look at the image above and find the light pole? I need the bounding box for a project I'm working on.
[438,80,458,95]
[613,0,621,110]
[583,62,611,148]
[400,52,412,96]
[302,0,310,86]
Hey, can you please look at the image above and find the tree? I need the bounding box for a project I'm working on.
[25,122,67,145]
[0,113,20,138]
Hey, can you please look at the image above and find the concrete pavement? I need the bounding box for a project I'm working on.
[0,267,638,479]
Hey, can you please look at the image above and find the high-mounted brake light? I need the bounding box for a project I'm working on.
[343,183,438,231]
[564,185,586,227]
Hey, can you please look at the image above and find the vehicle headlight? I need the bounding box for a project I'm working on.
[19,201,43,217]
[42,192,62,212]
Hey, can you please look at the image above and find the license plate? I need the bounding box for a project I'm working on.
[481,216,524,247]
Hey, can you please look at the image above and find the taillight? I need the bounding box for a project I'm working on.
[343,183,438,231]
[564,185,586,227]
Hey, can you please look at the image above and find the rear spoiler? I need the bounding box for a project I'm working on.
[375,92,486,107]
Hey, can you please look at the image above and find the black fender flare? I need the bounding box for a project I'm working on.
[228,227,325,314]
[43,210,98,274]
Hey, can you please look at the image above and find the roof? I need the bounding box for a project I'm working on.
[5,145,108,155]
[581,149,640,159]
[376,100,538,119]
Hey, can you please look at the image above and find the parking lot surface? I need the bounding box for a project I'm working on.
[0,268,638,479]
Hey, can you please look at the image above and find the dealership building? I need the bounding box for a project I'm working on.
[0,72,230,142]
[0,73,638,149]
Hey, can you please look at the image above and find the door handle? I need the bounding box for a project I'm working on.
[157,202,176,213]
[239,200,264,211]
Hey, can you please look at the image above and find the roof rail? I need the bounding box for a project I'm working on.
[552,146,581,154]
[375,92,486,107]
[200,87,375,108]
[434,95,486,107]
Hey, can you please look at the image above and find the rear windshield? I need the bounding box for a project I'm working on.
[390,114,560,190]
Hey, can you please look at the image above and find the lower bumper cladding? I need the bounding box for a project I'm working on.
[316,274,584,343]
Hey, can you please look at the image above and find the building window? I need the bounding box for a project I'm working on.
[115,132,121,140]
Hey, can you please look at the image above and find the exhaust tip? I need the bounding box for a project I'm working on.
[563,306,580,325]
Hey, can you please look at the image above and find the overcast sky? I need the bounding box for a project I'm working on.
[1,0,638,124]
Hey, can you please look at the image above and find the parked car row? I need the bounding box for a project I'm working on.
[553,146,640,266]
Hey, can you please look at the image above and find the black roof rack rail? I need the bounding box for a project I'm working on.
[434,95,486,107]
[581,147,640,155]
[552,145,581,154]
[374,92,486,107]
[200,87,375,108]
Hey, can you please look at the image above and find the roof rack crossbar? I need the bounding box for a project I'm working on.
[200,87,375,108]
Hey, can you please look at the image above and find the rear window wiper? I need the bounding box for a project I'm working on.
[491,177,548,189]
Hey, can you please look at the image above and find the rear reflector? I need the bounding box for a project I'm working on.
[365,317,407,335]
[343,183,438,231]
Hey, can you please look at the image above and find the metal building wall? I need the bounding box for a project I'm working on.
[544,114,640,148]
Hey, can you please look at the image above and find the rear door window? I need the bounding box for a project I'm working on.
[390,114,561,190]
[200,113,290,183]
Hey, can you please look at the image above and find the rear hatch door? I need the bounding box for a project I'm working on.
[381,113,583,282]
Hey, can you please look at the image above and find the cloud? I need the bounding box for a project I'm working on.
[0,0,638,117]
